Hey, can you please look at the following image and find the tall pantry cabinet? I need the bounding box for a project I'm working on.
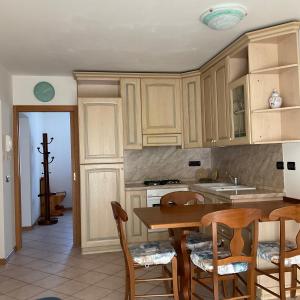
[78,98,125,254]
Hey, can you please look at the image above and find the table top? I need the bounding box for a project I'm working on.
[134,200,299,229]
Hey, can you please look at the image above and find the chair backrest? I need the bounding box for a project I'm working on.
[201,208,262,269]
[269,205,300,260]
[111,201,133,266]
[160,191,204,206]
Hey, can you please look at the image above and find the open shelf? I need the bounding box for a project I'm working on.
[248,32,299,73]
[251,108,300,143]
[252,106,300,113]
[249,66,300,110]
[228,46,249,83]
[250,64,298,74]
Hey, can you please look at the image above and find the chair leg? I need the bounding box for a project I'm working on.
[213,272,219,300]
[291,264,297,298]
[279,263,286,300]
[129,269,135,300]
[190,263,196,300]
[222,280,228,298]
[124,274,129,300]
[247,265,256,300]
[232,275,238,297]
[172,257,179,300]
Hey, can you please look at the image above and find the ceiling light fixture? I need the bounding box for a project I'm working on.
[201,3,247,30]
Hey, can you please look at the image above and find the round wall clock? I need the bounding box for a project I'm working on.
[33,81,55,102]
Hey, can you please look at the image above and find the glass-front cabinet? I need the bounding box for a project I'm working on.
[229,75,251,144]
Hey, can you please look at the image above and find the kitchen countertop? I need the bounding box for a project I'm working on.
[190,183,284,201]
[125,181,285,201]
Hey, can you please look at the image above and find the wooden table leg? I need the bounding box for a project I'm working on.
[173,229,190,300]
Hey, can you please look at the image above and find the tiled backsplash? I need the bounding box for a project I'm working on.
[212,144,284,191]
[124,147,211,183]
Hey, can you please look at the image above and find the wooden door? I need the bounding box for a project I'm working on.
[80,164,125,252]
[201,70,216,147]
[78,98,123,164]
[120,78,142,150]
[125,190,147,243]
[214,60,231,146]
[182,75,202,148]
[141,78,182,134]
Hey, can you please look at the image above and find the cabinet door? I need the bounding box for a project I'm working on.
[229,76,251,145]
[80,164,125,252]
[120,79,142,150]
[201,70,216,147]
[214,60,231,146]
[182,75,202,148]
[125,190,147,243]
[79,98,124,164]
[141,78,182,134]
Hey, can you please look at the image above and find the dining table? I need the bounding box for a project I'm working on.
[134,199,299,300]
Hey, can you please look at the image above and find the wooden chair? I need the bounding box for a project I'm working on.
[111,201,179,300]
[256,205,300,300]
[160,191,212,250]
[190,208,262,300]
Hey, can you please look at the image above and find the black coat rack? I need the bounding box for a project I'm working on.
[37,133,58,225]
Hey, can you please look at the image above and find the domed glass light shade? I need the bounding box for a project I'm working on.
[201,4,247,30]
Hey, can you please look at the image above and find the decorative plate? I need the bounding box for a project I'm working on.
[33,81,55,102]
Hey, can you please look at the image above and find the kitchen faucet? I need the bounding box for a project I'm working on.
[227,172,239,186]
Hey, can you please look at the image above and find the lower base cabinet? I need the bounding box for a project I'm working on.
[125,190,148,243]
[80,164,125,254]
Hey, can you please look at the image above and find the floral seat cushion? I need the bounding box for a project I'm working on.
[258,241,300,266]
[186,232,213,250]
[129,241,176,267]
[190,248,248,276]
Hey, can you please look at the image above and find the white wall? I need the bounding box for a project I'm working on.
[0,64,14,259]
[13,75,77,105]
[19,115,32,227]
[282,143,300,199]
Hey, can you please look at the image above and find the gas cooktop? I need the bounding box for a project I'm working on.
[143,179,182,186]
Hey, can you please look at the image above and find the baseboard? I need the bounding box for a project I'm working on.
[22,217,39,231]
[0,247,16,265]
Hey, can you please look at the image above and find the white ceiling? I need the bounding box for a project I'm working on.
[0,0,299,75]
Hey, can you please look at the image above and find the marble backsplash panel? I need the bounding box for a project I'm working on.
[124,147,211,183]
[211,144,284,191]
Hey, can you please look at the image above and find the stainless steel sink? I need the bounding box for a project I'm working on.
[214,185,256,192]
[193,182,256,192]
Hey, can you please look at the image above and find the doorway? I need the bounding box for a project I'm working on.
[13,106,80,250]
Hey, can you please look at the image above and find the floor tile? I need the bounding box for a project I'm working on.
[33,274,69,289]
[74,285,112,300]
[7,284,45,300]
[52,279,88,295]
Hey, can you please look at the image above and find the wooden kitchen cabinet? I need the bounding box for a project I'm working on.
[201,59,231,147]
[141,78,182,136]
[80,163,125,253]
[78,98,124,164]
[125,190,148,243]
[120,78,143,150]
[214,60,231,146]
[182,75,202,148]
[201,69,216,147]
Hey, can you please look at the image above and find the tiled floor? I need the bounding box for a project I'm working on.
[0,211,183,300]
[1,212,298,300]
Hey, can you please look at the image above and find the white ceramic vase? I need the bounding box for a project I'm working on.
[269,89,282,109]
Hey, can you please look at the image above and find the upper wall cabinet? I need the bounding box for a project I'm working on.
[201,59,231,147]
[182,75,202,148]
[78,98,124,164]
[141,78,182,135]
[214,60,231,146]
[201,70,216,148]
[120,78,142,150]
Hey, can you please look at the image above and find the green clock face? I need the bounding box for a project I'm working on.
[33,81,55,102]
